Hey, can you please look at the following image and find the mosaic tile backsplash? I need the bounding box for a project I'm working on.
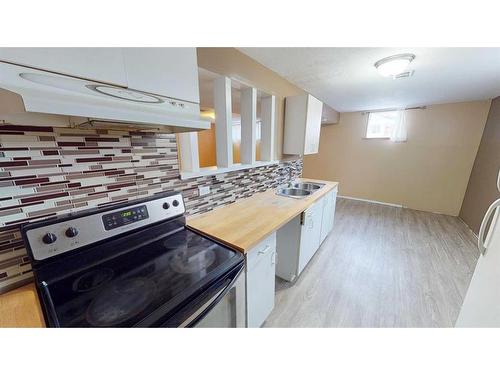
[0,124,303,293]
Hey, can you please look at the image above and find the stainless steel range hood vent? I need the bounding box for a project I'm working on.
[0,62,211,133]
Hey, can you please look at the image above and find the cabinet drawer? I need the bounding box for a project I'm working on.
[246,232,277,271]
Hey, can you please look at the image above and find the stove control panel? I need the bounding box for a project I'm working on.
[102,205,149,231]
[24,193,185,261]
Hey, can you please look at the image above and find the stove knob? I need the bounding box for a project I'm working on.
[42,232,57,244]
[65,227,79,238]
[162,202,170,209]
[172,200,179,207]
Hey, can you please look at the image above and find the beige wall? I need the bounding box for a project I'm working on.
[303,100,491,216]
[460,97,500,234]
[196,48,305,161]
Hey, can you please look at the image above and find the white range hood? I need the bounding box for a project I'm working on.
[0,61,211,132]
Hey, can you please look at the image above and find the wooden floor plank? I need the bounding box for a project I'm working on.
[265,198,479,328]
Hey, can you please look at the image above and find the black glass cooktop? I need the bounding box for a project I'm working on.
[36,220,243,327]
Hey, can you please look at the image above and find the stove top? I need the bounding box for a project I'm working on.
[38,225,240,327]
[22,192,244,327]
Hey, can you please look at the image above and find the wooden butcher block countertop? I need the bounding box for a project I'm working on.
[187,178,339,253]
[0,283,45,328]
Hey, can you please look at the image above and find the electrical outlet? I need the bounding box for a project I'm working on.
[198,186,211,196]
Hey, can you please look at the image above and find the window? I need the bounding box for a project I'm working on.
[365,111,400,139]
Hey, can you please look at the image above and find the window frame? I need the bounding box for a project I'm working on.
[364,110,399,140]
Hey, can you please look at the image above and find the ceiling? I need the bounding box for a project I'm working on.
[238,48,500,112]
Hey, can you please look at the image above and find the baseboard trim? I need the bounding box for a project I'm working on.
[337,195,403,208]
[457,216,479,240]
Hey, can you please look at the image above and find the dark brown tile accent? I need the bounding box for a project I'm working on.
[20,192,69,204]
[28,159,61,165]
[0,125,53,132]
[57,142,86,147]
[75,157,113,163]
[42,150,59,156]
[84,137,120,142]
[106,182,136,190]
[104,170,126,176]
[0,175,35,182]
[15,177,50,186]
[0,161,28,167]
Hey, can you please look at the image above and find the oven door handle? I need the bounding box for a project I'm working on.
[164,261,245,328]
[182,262,244,328]
[40,281,61,327]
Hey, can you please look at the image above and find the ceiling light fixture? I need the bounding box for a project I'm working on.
[374,53,415,78]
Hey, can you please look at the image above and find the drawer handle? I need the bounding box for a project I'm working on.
[258,245,272,255]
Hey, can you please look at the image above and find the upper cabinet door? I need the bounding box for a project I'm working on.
[0,48,128,86]
[304,95,323,154]
[121,48,200,103]
[283,94,323,155]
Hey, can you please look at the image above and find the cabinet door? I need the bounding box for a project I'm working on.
[0,47,127,86]
[122,48,200,103]
[246,234,276,328]
[303,95,323,155]
[298,200,322,274]
[320,191,332,244]
[329,188,338,233]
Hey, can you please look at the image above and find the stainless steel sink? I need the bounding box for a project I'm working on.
[291,182,323,191]
[276,187,312,199]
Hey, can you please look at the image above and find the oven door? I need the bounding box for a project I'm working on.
[194,263,246,328]
[161,262,246,328]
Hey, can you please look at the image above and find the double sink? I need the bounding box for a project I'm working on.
[276,181,325,199]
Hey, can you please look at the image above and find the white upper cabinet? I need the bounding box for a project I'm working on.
[0,48,201,104]
[321,104,339,125]
[0,48,128,86]
[121,48,200,103]
[283,94,323,155]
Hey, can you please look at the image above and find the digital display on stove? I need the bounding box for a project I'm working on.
[102,205,149,231]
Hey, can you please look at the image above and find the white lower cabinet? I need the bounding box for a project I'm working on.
[297,199,323,274]
[320,186,338,244]
[245,233,277,327]
[276,188,338,282]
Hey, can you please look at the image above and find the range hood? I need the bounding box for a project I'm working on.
[0,61,211,132]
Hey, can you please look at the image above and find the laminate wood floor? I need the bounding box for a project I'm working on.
[264,198,479,328]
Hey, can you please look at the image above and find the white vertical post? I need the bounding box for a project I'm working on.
[260,95,275,161]
[240,87,257,165]
[214,76,233,168]
[178,132,200,172]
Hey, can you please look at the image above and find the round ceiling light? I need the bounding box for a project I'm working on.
[374,53,415,77]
